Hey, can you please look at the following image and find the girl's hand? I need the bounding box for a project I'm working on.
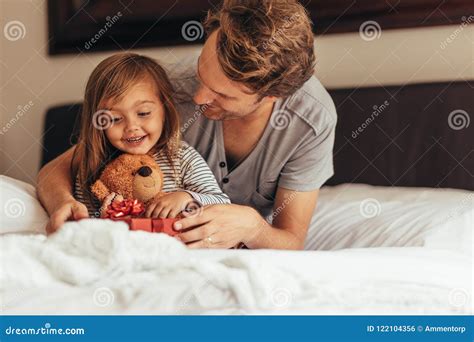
[145,191,193,218]
[46,199,89,235]
[99,192,123,218]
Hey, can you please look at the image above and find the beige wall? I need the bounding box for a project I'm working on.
[1,0,473,185]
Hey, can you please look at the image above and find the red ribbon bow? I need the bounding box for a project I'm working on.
[105,198,145,218]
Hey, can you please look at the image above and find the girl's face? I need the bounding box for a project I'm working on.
[102,81,165,155]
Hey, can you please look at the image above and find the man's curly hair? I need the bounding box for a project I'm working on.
[203,0,315,100]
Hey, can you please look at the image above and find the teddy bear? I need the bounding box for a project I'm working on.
[91,153,165,208]
[90,153,183,236]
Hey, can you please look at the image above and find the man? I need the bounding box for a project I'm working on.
[37,0,337,250]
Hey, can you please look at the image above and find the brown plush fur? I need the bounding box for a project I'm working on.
[91,154,165,205]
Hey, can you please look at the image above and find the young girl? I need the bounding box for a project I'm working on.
[72,52,230,218]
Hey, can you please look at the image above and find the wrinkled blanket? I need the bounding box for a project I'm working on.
[1,219,471,315]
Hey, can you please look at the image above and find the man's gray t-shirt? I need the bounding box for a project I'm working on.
[170,60,337,222]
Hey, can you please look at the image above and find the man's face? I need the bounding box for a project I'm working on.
[193,30,269,120]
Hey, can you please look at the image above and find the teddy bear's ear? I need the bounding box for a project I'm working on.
[91,180,110,202]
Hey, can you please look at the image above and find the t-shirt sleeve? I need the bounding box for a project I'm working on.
[278,114,336,191]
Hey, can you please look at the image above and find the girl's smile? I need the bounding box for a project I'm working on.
[122,134,148,145]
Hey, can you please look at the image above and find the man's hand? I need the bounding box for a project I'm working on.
[144,191,194,218]
[173,188,319,250]
[45,199,89,235]
[174,204,265,249]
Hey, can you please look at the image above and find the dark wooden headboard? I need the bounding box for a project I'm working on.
[41,80,474,190]
[325,81,473,190]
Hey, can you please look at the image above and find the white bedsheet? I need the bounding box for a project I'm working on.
[1,219,472,315]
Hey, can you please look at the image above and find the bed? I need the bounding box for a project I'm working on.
[1,80,472,315]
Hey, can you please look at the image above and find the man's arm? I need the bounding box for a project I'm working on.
[37,146,75,214]
[174,187,319,250]
[37,146,89,234]
[244,187,318,250]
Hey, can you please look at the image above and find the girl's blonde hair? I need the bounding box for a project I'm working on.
[72,52,181,206]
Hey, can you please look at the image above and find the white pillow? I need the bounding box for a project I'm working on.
[0,175,48,235]
[305,184,473,255]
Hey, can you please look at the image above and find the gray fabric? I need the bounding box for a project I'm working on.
[169,59,337,222]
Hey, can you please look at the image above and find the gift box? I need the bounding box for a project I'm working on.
[129,218,153,233]
[110,216,179,236]
[152,218,178,236]
[105,199,179,236]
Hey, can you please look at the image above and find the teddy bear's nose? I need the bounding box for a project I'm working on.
[137,166,152,177]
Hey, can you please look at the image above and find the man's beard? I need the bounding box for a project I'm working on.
[200,103,260,121]
[202,106,241,121]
